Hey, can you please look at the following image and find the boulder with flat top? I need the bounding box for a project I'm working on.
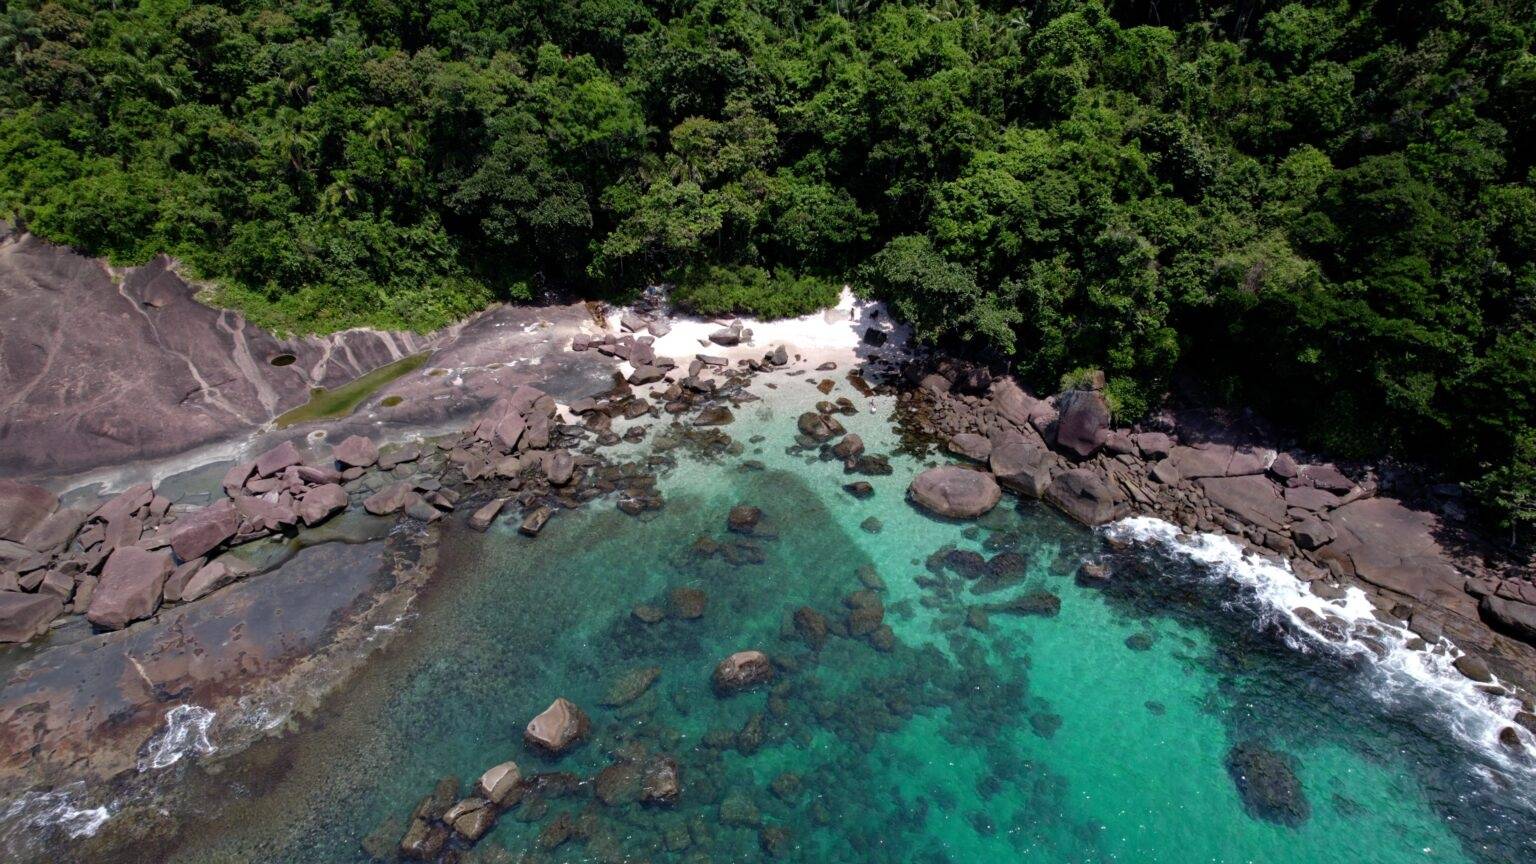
[87,546,174,629]
[908,466,1002,519]
[525,697,590,755]
[169,499,241,561]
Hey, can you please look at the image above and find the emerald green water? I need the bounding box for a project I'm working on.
[142,389,1532,863]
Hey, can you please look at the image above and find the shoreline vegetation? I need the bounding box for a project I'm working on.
[0,0,1532,534]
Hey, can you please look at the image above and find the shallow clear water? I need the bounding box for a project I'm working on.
[144,387,1535,864]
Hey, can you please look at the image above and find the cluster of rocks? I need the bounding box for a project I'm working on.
[0,436,378,641]
[898,359,1536,702]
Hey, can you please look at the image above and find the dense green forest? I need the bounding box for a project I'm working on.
[1,0,1533,532]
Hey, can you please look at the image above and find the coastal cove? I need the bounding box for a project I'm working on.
[1,236,1535,863]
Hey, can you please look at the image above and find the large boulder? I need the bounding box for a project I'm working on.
[908,466,1002,519]
[22,505,88,553]
[1167,444,1269,480]
[254,440,304,477]
[332,435,379,468]
[713,650,774,695]
[832,434,866,461]
[989,427,1054,497]
[1053,390,1110,458]
[297,483,349,527]
[0,591,63,643]
[1044,469,1125,526]
[1480,596,1536,645]
[364,482,415,516]
[87,546,174,629]
[1133,432,1173,460]
[988,378,1038,429]
[476,761,523,805]
[524,697,589,755]
[0,480,57,542]
[169,499,241,561]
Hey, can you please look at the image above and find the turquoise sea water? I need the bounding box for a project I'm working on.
[139,385,1534,864]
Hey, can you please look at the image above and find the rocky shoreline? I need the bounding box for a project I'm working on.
[2,232,1533,858]
[894,358,1536,737]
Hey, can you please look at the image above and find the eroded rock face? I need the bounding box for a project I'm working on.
[0,239,434,478]
[87,547,174,630]
[524,697,590,755]
[713,650,774,695]
[908,466,1002,519]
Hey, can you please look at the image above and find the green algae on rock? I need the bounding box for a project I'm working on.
[273,353,430,429]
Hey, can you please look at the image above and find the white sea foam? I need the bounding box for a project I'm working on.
[138,704,217,771]
[1104,516,1536,801]
[0,783,112,848]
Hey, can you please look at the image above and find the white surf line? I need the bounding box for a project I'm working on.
[1104,516,1536,807]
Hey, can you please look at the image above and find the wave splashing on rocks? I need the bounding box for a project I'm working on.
[1105,515,1536,806]
[137,704,217,772]
[0,782,113,858]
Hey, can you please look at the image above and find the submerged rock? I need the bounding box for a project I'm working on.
[1225,741,1310,827]
[713,650,774,695]
[727,505,762,534]
[667,586,707,619]
[603,666,661,707]
[984,590,1061,618]
[793,607,829,651]
[641,756,681,805]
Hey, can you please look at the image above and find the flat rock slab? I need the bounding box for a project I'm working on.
[0,540,389,788]
[1199,475,1287,532]
[1328,497,1460,604]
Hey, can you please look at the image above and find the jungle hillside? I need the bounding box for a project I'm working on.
[1,0,1533,531]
